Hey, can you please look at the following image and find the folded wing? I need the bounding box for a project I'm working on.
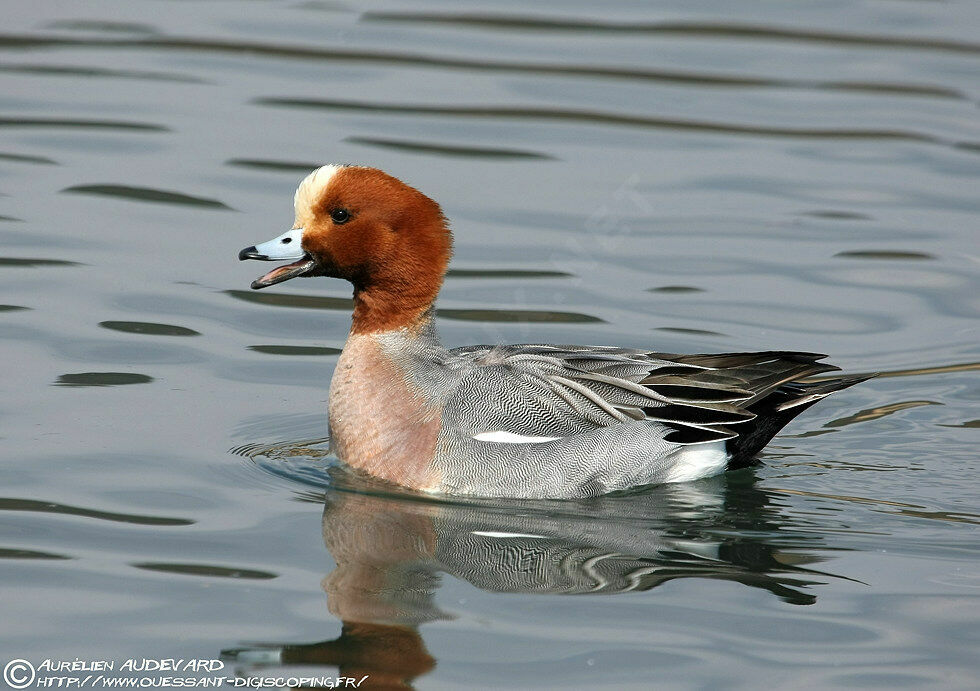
[447,345,850,447]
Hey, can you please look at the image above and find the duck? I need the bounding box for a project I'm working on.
[238,164,871,499]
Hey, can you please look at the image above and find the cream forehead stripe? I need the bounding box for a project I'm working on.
[293,164,345,225]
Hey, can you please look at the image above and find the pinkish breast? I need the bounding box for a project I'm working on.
[328,334,443,491]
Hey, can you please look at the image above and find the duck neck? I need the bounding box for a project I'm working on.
[349,266,444,337]
[351,287,438,336]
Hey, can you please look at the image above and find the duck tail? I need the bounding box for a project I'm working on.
[726,374,876,469]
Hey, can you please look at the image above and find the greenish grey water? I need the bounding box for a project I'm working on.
[1,1,978,689]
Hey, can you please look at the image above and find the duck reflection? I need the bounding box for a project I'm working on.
[224,470,843,689]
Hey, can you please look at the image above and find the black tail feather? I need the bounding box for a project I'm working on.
[726,374,876,468]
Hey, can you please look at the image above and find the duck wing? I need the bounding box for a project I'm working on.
[446,344,847,446]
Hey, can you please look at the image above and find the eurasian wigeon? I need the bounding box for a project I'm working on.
[239,165,870,499]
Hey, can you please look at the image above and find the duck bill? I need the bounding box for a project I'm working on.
[239,228,320,289]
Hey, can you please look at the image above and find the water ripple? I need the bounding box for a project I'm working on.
[0,63,206,84]
[834,250,936,261]
[0,497,193,526]
[256,97,955,146]
[132,562,278,580]
[224,290,603,323]
[345,135,554,160]
[54,372,154,387]
[98,321,201,337]
[0,547,72,560]
[247,345,341,356]
[438,307,603,323]
[362,13,980,55]
[226,158,321,173]
[0,257,81,267]
[838,361,980,380]
[648,285,706,293]
[825,400,943,428]
[0,151,57,165]
[45,20,160,35]
[0,34,965,100]
[447,268,573,278]
[0,116,168,132]
[224,289,351,311]
[62,184,231,209]
[655,326,727,338]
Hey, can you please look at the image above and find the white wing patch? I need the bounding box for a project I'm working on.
[473,431,561,444]
[664,441,729,483]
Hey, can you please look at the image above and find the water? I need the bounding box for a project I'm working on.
[1,0,978,688]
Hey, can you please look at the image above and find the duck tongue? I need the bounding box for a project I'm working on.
[251,256,317,289]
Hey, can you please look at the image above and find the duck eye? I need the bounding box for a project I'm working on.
[330,208,350,224]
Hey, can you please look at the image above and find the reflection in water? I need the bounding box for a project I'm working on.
[223,468,849,688]
[2,0,976,683]
[0,496,194,526]
[647,285,705,293]
[2,33,965,100]
[226,158,322,173]
[435,307,601,323]
[445,268,573,278]
[0,63,206,83]
[62,184,232,209]
[830,361,980,381]
[798,210,872,220]
[361,12,980,56]
[99,320,201,336]
[0,116,169,131]
[770,488,980,525]
[0,547,71,560]
[344,135,555,160]
[224,289,603,323]
[54,372,154,387]
[255,97,951,146]
[655,326,727,337]
[0,151,57,164]
[44,19,160,34]
[825,400,941,427]
[248,345,342,356]
[0,257,81,267]
[834,250,935,261]
[132,562,278,580]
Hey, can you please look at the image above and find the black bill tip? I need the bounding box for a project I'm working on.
[239,246,264,261]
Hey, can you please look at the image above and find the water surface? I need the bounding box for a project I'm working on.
[1,0,978,688]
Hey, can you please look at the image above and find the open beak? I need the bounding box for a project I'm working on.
[239,228,319,289]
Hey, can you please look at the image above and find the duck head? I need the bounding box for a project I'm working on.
[240,165,452,333]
